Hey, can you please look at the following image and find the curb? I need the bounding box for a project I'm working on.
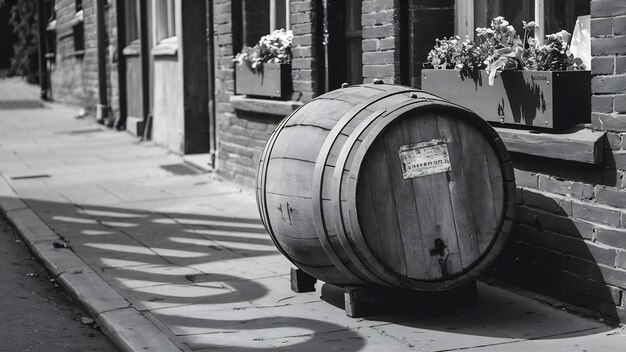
[0,174,183,352]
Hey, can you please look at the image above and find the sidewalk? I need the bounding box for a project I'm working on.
[0,78,624,352]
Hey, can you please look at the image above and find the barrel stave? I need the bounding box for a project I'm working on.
[270,125,330,162]
[454,118,504,253]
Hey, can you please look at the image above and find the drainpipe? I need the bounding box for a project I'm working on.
[36,0,49,100]
[138,0,150,137]
[95,0,109,123]
[322,0,329,93]
[115,0,127,130]
[207,0,217,167]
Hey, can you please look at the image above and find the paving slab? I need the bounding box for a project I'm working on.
[456,298,605,339]
[97,308,181,352]
[103,263,203,289]
[76,239,176,268]
[463,327,622,351]
[368,315,515,352]
[184,325,410,352]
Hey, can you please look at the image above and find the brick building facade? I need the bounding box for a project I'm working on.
[45,0,120,121]
[40,0,626,324]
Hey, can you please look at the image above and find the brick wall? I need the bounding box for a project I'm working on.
[50,0,96,107]
[490,162,626,322]
[487,0,626,324]
[215,0,320,187]
[361,0,400,84]
[290,0,319,102]
[591,0,626,132]
[49,0,118,119]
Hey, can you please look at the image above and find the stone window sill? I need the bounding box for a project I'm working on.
[494,125,606,164]
[230,95,303,116]
[70,10,84,27]
[47,19,57,32]
[151,37,178,57]
[123,40,141,57]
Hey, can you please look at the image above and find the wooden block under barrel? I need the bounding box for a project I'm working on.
[344,281,478,318]
[291,267,317,293]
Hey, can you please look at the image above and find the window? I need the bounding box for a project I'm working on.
[270,0,290,32]
[345,0,362,86]
[45,0,56,57]
[457,0,589,43]
[154,0,176,42]
[324,0,363,90]
[234,0,291,50]
[125,0,139,44]
[71,0,84,52]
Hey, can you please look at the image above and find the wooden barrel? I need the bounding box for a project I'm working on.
[256,83,516,291]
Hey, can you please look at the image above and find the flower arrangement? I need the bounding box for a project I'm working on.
[233,29,294,69]
[425,16,586,85]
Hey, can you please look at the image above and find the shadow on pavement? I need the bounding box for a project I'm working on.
[5,196,613,350]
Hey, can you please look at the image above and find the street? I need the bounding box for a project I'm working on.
[0,214,117,352]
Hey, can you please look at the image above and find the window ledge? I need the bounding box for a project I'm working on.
[122,40,141,57]
[151,37,178,57]
[494,126,605,164]
[230,95,303,116]
[70,10,84,27]
[47,19,57,32]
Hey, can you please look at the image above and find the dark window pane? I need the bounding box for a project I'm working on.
[545,0,590,34]
[243,0,270,46]
[345,0,361,85]
[275,0,287,30]
[346,38,362,84]
[125,0,139,43]
[474,0,534,36]
[345,0,360,32]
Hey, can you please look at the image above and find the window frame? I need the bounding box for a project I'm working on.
[344,0,363,86]
[269,0,290,32]
[153,0,176,44]
[124,0,140,45]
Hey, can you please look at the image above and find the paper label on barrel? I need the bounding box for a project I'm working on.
[398,138,451,179]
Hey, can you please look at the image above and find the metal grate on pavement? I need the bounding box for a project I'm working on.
[159,163,206,175]
[0,99,46,109]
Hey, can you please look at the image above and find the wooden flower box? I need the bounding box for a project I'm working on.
[235,62,292,99]
[421,69,591,131]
